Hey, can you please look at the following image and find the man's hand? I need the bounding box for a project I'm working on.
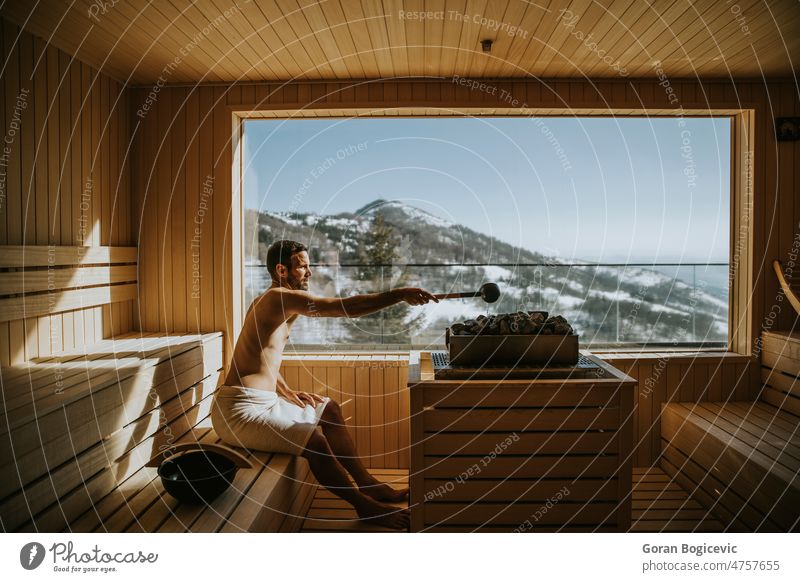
[277,382,325,408]
[393,287,439,306]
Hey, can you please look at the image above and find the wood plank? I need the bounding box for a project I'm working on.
[421,478,618,503]
[0,282,136,322]
[384,364,399,468]
[68,428,213,532]
[661,405,799,530]
[1,333,222,427]
[422,384,622,408]
[9,394,216,532]
[409,378,424,532]
[0,265,137,294]
[217,454,306,533]
[171,86,187,333]
[398,365,409,468]
[760,386,800,417]
[696,403,800,466]
[279,475,318,533]
[617,375,634,531]
[354,364,370,463]
[762,364,800,397]
[423,501,617,527]
[140,447,267,533]
[664,404,800,486]
[369,365,384,469]
[423,431,617,456]
[0,352,222,496]
[84,425,215,533]
[422,455,619,479]
[131,430,228,533]
[763,331,800,360]
[423,408,620,432]
[660,444,780,531]
[726,402,800,444]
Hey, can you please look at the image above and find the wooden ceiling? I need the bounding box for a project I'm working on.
[2,0,798,84]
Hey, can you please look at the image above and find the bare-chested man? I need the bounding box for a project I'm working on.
[211,239,438,530]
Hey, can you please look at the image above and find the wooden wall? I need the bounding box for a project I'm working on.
[0,19,133,364]
[601,353,756,467]
[129,77,800,366]
[280,354,410,470]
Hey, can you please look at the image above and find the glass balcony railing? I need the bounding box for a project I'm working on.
[244,263,729,348]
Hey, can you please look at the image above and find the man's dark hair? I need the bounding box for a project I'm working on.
[266,240,308,279]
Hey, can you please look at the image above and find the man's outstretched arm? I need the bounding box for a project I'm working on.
[268,287,438,318]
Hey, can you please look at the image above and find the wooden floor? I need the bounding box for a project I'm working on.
[629,467,724,532]
[300,467,723,533]
[301,469,410,533]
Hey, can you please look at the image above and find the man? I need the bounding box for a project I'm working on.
[212,240,438,530]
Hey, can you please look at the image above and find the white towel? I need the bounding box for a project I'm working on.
[211,385,329,456]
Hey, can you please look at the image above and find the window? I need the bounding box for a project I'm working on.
[243,116,731,348]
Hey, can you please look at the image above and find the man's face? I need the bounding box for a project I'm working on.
[285,251,312,290]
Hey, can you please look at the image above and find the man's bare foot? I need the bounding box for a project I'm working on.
[355,499,410,530]
[359,481,410,503]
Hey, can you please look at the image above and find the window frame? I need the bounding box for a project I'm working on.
[230,108,753,355]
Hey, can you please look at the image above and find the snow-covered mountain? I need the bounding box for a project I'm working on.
[244,200,728,345]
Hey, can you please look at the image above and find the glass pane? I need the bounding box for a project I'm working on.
[245,263,728,346]
[243,117,731,347]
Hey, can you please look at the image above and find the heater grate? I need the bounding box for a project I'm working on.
[430,350,602,380]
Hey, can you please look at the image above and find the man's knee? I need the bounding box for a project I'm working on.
[320,399,343,423]
[303,430,330,458]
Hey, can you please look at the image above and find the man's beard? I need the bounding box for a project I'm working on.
[288,274,309,290]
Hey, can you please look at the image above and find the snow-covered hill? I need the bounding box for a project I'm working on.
[244,200,728,345]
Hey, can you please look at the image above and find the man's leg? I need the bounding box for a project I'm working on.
[318,400,409,502]
[302,430,409,530]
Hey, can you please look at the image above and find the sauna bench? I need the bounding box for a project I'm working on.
[408,352,636,532]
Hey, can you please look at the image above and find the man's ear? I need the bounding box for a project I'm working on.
[275,263,288,280]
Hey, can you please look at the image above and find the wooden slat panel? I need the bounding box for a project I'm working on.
[90,425,217,534]
[423,431,618,456]
[3,387,217,532]
[423,501,618,527]
[0,333,222,431]
[0,245,138,268]
[661,404,800,531]
[68,427,211,532]
[422,455,619,479]
[0,18,133,361]
[660,443,781,532]
[0,283,136,322]
[422,384,622,407]
[763,349,800,380]
[369,365,384,469]
[423,408,621,432]
[2,2,799,83]
[144,431,229,533]
[0,264,137,294]
[279,358,409,469]
[763,331,800,360]
[0,350,223,498]
[422,478,618,503]
[138,446,270,534]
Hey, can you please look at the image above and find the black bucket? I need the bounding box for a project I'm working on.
[158,449,238,504]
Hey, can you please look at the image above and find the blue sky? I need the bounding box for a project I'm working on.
[244,116,730,263]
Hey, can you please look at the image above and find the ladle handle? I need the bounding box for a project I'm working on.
[146,442,252,469]
[433,291,479,300]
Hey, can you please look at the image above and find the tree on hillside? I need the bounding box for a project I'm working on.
[346,212,424,343]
